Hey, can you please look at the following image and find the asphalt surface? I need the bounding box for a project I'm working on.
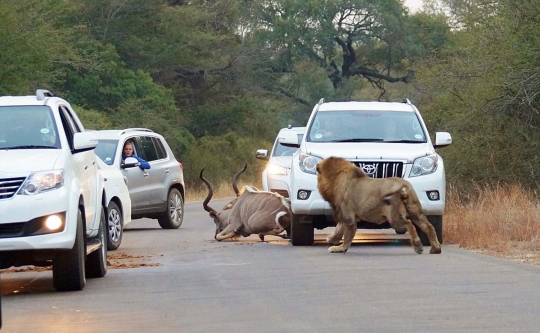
[1,199,540,332]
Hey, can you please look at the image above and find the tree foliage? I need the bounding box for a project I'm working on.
[1,0,536,191]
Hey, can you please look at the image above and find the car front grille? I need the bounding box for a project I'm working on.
[353,162,404,179]
[0,177,26,200]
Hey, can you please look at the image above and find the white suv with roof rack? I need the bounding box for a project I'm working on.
[279,98,453,246]
[0,89,107,291]
[91,128,185,232]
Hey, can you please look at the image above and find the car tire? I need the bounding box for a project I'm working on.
[417,215,443,246]
[106,201,123,251]
[53,208,86,291]
[86,207,108,278]
[158,188,184,229]
[290,214,314,246]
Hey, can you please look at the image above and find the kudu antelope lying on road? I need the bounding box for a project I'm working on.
[200,165,291,241]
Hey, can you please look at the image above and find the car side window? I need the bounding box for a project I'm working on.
[137,136,159,162]
[59,106,79,150]
[152,137,167,160]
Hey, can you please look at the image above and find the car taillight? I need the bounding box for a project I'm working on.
[179,162,183,171]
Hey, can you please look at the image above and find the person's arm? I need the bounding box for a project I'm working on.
[134,155,151,169]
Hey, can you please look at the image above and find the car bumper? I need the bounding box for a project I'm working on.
[290,162,446,216]
[0,188,78,251]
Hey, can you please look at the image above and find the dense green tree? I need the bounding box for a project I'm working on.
[416,0,540,190]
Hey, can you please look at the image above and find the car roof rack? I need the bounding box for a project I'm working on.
[318,98,325,105]
[120,128,154,135]
[36,89,54,101]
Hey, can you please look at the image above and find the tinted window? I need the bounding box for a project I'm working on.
[152,137,167,160]
[138,136,159,162]
[95,139,119,165]
[307,110,426,143]
[0,106,60,149]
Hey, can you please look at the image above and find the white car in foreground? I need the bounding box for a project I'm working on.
[95,156,132,250]
[0,89,107,291]
[256,126,305,199]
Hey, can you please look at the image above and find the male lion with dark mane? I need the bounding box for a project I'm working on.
[316,156,441,254]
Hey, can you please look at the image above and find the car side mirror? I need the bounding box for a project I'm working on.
[256,149,269,161]
[278,130,300,148]
[121,157,140,169]
[434,132,452,149]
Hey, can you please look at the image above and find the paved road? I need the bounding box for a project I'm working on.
[1,199,540,332]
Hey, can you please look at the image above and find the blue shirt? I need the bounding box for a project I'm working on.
[122,154,151,170]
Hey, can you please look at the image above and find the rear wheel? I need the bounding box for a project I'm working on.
[53,208,86,291]
[290,214,314,246]
[86,207,108,278]
[417,215,443,246]
[158,188,184,229]
[106,201,123,251]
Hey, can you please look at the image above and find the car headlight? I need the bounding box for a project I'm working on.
[266,163,287,176]
[410,154,438,177]
[299,153,322,175]
[18,170,64,195]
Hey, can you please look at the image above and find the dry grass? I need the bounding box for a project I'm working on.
[445,183,540,264]
[186,179,247,203]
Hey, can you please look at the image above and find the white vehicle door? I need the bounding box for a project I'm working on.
[58,105,97,229]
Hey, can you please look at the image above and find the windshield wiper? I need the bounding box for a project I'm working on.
[384,140,423,143]
[3,145,57,149]
[331,138,384,143]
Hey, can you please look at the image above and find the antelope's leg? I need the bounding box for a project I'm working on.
[215,224,237,241]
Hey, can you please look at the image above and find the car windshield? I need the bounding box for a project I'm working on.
[95,139,119,165]
[0,106,60,149]
[306,110,427,143]
[273,133,304,156]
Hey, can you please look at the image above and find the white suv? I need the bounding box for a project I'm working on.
[279,98,452,246]
[0,89,107,291]
[256,126,305,199]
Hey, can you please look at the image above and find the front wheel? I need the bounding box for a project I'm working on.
[53,208,86,291]
[290,214,314,246]
[106,201,123,251]
[158,188,184,229]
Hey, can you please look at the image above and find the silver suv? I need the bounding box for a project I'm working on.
[92,129,185,232]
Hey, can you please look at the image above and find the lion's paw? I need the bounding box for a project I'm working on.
[328,245,347,253]
[430,247,442,254]
[412,241,423,254]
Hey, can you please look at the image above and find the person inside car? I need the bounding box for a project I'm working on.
[122,141,151,169]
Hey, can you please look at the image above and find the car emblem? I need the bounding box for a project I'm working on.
[361,163,377,176]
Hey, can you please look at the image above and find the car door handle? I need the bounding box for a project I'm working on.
[143,172,149,178]
[165,169,170,174]
[85,165,88,170]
